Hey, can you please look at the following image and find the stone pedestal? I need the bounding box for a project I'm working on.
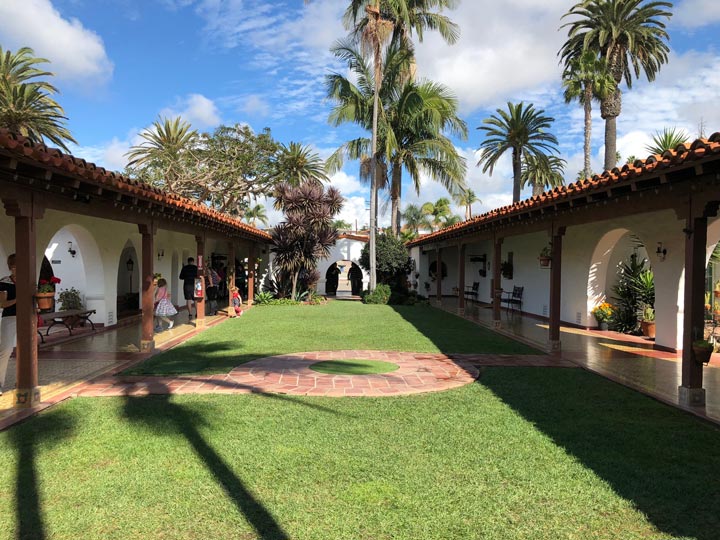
[678,385,706,407]
[15,386,41,408]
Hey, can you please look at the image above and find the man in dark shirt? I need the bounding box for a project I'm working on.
[0,253,17,395]
[179,257,198,319]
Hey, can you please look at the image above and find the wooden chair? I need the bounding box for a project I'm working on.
[501,286,523,314]
[464,282,479,303]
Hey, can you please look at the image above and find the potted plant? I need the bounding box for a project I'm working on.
[538,245,552,268]
[591,302,613,331]
[692,338,714,366]
[714,302,720,322]
[58,287,83,311]
[35,276,61,310]
[640,304,656,338]
[714,281,720,298]
[500,260,513,280]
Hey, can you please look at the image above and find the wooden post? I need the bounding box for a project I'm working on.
[435,246,442,305]
[3,196,43,407]
[139,223,155,351]
[680,215,707,406]
[492,238,503,328]
[228,241,236,316]
[548,228,566,351]
[195,236,206,326]
[457,243,466,315]
[247,244,256,306]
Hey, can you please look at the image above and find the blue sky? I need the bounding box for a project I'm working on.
[2,0,720,227]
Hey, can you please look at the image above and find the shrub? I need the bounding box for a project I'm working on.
[362,284,391,305]
[254,291,275,305]
[58,287,83,311]
[359,234,413,290]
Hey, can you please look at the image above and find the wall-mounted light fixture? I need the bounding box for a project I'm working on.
[656,242,667,261]
[157,248,165,261]
[67,241,77,258]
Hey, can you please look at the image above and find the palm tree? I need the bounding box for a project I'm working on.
[126,117,198,191]
[0,46,76,151]
[560,0,672,172]
[521,154,567,197]
[327,42,466,237]
[453,187,480,220]
[421,197,453,231]
[562,50,615,180]
[244,204,269,227]
[402,203,430,234]
[340,0,461,289]
[272,142,329,186]
[0,83,76,151]
[645,127,690,155]
[477,102,559,204]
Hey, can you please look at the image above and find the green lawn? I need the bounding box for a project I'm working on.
[126,302,539,375]
[1,368,718,539]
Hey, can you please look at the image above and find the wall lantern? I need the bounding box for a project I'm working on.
[67,241,77,258]
[126,258,134,273]
[157,248,165,261]
[656,242,667,262]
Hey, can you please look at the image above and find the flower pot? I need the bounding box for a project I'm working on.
[599,322,609,331]
[35,292,55,311]
[640,320,656,338]
[692,344,713,366]
[714,290,720,298]
[538,256,551,268]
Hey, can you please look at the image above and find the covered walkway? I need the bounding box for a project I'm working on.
[440,298,720,423]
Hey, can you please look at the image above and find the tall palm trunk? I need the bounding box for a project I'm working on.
[512,147,522,203]
[368,3,381,291]
[600,87,621,171]
[583,83,593,179]
[391,164,402,237]
[465,203,471,220]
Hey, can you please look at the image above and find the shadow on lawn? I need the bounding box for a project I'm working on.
[9,409,76,540]
[478,367,720,540]
[122,383,290,540]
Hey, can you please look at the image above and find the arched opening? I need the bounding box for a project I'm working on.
[117,241,140,319]
[587,229,654,335]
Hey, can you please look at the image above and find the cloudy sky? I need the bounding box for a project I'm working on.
[1,0,719,228]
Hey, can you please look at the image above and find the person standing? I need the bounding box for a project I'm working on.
[179,257,198,320]
[348,262,363,296]
[0,253,17,396]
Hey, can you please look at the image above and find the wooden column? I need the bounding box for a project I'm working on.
[435,246,442,305]
[548,228,566,351]
[228,241,236,316]
[5,195,44,407]
[195,236,206,326]
[492,238,503,328]
[139,223,155,351]
[457,243,466,315]
[247,244,256,306]
[680,215,707,406]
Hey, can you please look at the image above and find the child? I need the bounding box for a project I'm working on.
[154,278,178,330]
[230,286,243,317]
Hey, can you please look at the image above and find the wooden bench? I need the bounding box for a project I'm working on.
[501,286,524,314]
[38,309,97,343]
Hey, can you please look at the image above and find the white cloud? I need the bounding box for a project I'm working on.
[67,128,143,172]
[0,0,113,87]
[240,95,271,117]
[328,170,364,196]
[160,94,222,128]
[415,0,569,113]
[674,0,720,28]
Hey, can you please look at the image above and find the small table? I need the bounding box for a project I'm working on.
[38,309,97,343]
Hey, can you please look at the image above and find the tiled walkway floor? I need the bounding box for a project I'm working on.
[441,299,720,422]
[77,350,575,398]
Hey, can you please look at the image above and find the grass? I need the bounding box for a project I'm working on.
[125,302,539,375]
[309,359,399,375]
[1,368,719,539]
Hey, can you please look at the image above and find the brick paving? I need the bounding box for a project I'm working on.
[76,350,575,398]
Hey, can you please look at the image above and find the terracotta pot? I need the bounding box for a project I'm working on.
[714,290,720,298]
[35,292,55,311]
[538,256,551,268]
[692,345,713,366]
[640,320,656,338]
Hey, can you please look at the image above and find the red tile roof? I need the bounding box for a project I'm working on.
[408,132,720,247]
[0,129,271,242]
[338,233,369,242]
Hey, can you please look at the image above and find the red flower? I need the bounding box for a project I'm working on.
[39,279,49,285]
[50,276,62,284]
